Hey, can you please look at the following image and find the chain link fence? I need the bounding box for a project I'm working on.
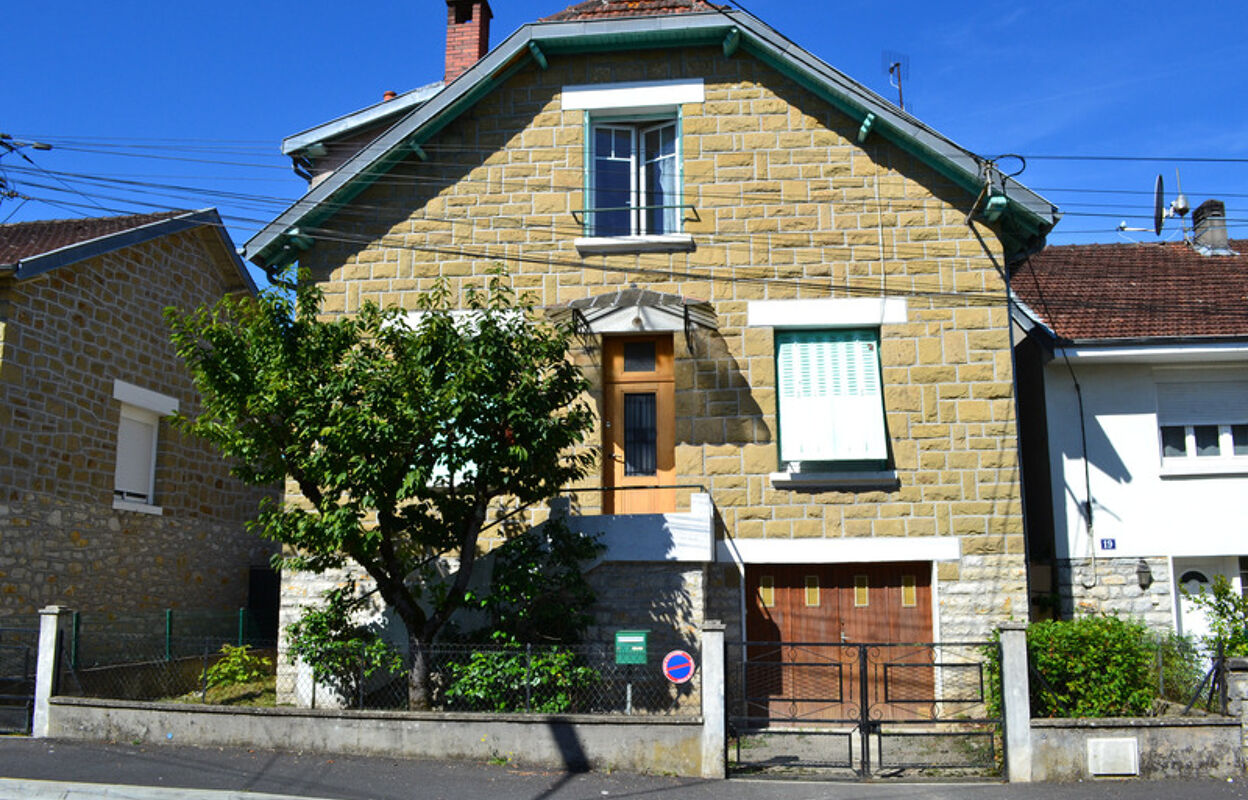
[278,641,700,715]
[53,614,701,717]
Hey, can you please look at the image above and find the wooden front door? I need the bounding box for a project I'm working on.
[602,335,675,514]
[744,563,933,722]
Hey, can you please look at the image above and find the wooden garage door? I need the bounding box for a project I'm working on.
[744,563,933,722]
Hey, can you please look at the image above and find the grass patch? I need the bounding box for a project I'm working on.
[168,676,276,707]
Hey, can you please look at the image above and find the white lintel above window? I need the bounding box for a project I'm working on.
[561,78,705,112]
[113,379,179,416]
[747,297,907,329]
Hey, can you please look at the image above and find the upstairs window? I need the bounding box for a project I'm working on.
[775,329,889,471]
[1157,380,1248,473]
[590,120,679,237]
[112,379,178,514]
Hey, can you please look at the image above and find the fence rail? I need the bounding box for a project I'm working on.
[55,619,701,717]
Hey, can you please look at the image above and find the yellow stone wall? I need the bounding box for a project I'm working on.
[296,46,1026,638]
[0,228,277,617]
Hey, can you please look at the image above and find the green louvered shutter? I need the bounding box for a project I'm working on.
[777,329,887,464]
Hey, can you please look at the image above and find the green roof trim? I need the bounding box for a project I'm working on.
[246,8,1059,269]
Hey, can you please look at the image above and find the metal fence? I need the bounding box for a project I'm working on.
[277,641,700,715]
[0,626,38,734]
[55,621,701,717]
[68,609,268,669]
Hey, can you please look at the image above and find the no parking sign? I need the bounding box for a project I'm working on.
[661,650,695,684]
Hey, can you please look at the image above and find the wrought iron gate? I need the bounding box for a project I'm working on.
[0,627,39,734]
[726,641,1002,779]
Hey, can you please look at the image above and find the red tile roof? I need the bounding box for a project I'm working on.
[1013,239,1248,341]
[542,0,723,22]
[0,211,187,269]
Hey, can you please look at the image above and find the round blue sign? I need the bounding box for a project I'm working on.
[662,650,695,684]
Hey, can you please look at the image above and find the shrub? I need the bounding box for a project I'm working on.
[985,615,1165,718]
[204,644,272,688]
[443,635,599,713]
[1027,615,1156,717]
[285,586,403,700]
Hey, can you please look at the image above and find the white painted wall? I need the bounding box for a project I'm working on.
[1044,361,1248,561]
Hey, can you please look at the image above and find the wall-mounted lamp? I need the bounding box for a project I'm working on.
[1135,559,1153,590]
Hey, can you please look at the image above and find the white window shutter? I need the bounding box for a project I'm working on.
[1157,381,1248,426]
[778,330,887,462]
[115,410,157,501]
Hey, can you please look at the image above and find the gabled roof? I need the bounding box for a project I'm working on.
[0,208,256,293]
[543,0,722,21]
[282,82,444,158]
[245,5,1060,271]
[1012,239,1248,343]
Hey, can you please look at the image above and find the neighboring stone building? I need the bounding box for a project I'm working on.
[1014,199,1248,640]
[246,0,1060,675]
[0,209,278,619]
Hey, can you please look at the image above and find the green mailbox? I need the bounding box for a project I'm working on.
[614,629,648,665]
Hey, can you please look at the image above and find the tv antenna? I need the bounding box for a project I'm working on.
[882,51,909,110]
[1117,171,1189,235]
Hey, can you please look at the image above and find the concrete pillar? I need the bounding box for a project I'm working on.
[32,605,69,738]
[1226,657,1248,768]
[700,619,726,779]
[999,622,1032,782]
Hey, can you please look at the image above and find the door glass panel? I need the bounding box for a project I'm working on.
[623,392,657,476]
[901,575,917,607]
[759,575,775,608]
[804,575,819,607]
[853,574,869,607]
[623,341,656,372]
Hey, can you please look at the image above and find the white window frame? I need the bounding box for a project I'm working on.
[112,379,177,515]
[1156,380,1248,477]
[585,117,681,238]
[774,328,890,470]
[749,298,905,489]
[563,79,701,255]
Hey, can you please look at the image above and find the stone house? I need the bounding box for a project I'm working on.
[0,209,278,619]
[245,0,1060,667]
[1014,199,1248,642]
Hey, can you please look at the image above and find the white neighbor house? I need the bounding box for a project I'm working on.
[1014,199,1248,644]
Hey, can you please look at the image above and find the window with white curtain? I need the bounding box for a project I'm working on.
[589,119,679,237]
[112,379,177,513]
[775,329,889,470]
[1156,380,1248,468]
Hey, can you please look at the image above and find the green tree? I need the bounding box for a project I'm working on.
[167,270,596,708]
[1182,574,1248,657]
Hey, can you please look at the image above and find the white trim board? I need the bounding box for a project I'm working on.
[747,298,907,328]
[718,536,961,564]
[113,379,178,416]
[561,79,705,111]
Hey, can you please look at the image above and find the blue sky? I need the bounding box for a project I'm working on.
[5,0,1248,286]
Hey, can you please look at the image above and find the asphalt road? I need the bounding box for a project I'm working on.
[0,738,1245,800]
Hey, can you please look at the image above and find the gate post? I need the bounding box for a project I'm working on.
[999,622,1032,782]
[33,605,69,738]
[700,619,726,779]
[1226,657,1248,769]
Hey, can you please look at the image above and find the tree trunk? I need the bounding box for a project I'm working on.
[408,635,432,710]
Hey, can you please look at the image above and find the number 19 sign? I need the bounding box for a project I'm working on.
[662,650,695,684]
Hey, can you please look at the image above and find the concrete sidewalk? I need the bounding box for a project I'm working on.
[1,738,1246,800]
[0,778,324,800]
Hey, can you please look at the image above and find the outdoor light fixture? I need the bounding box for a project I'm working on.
[1135,559,1153,590]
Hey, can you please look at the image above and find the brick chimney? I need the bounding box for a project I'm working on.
[445,0,492,84]
[1192,199,1232,255]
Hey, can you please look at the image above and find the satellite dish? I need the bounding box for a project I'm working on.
[1153,174,1164,236]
